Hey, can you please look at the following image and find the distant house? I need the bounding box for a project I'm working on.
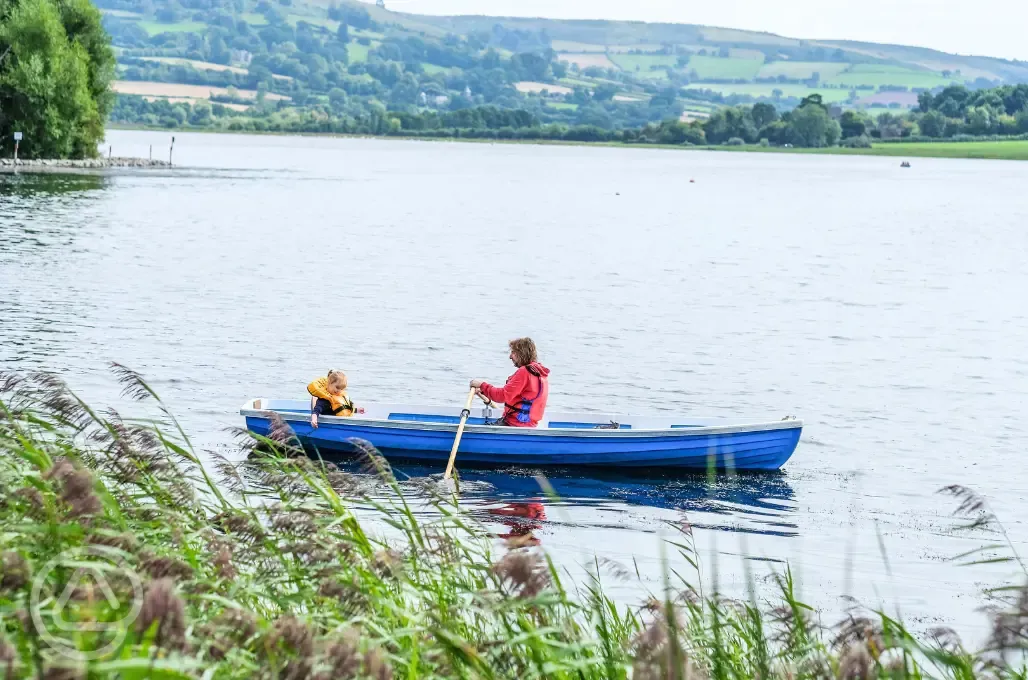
[230,49,252,67]
[418,91,449,107]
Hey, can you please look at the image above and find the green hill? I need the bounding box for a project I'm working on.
[98,0,1028,132]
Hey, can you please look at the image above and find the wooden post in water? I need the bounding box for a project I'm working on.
[149,145,152,161]
[108,145,112,159]
[169,136,175,166]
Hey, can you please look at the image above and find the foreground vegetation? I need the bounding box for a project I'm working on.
[1,367,1026,678]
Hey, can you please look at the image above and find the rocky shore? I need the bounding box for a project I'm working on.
[0,157,172,172]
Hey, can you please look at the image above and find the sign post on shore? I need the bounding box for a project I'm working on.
[13,131,22,162]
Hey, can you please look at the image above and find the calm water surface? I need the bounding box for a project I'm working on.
[2,129,1027,638]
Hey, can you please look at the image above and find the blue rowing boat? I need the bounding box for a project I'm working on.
[241,399,802,471]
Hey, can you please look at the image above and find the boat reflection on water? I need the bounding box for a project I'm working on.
[383,464,798,546]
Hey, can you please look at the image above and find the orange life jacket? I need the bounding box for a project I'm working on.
[307,377,355,416]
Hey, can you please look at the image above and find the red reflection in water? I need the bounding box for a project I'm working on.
[488,501,546,546]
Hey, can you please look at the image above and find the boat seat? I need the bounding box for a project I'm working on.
[548,421,631,429]
[388,413,491,425]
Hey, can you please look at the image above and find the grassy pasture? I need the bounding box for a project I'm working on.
[239,11,267,25]
[686,55,764,79]
[707,139,1028,160]
[757,61,849,80]
[113,80,289,101]
[551,40,606,52]
[138,57,248,74]
[101,8,141,17]
[559,53,618,69]
[684,82,854,102]
[347,41,380,63]
[825,66,957,89]
[137,20,208,35]
[515,81,573,95]
[420,63,451,75]
[610,53,678,71]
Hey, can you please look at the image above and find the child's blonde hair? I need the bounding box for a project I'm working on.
[327,369,347,391]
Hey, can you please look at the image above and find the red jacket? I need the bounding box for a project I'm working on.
[479,362,550,427]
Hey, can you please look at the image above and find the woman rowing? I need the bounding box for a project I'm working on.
[470,337,550,427]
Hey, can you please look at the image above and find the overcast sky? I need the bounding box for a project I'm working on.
[381,0,1028,62]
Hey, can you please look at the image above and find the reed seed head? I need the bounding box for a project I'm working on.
[40,664,85,680]
[139,551,194,582]
[837,643,873,679]
[373,549,402,579]
[45,459,101,520]
[0,635,16,677]
[136,578,187,651]
[0,552,28,593]
[363,647,393,680]
[319,630,361,679]
[267,615,315,659]
[491,550,550,599]
[212,545,236,580]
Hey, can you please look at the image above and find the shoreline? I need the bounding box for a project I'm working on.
[106,123,1028,161]
[0,156,172,174]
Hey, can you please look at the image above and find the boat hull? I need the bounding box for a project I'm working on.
[242,409,801,471]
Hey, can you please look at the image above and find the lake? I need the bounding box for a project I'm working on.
[2,129,1026,639]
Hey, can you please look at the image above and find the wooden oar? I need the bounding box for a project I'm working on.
[443,388,478,481]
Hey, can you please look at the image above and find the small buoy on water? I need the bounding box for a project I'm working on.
[616,192,620,195]
[689,178,695,183]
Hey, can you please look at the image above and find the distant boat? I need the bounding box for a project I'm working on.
[900,161,911,168]
[240,399,803,471]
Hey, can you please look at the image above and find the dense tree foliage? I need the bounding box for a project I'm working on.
[909,84,1028,137]
[0,0,115,158]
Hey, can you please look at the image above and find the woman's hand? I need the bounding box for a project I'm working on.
[310,413,319,429]
[470,379,484,389]
[356,406,366,414]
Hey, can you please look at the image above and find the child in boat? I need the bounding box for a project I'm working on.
[307,369,364,428]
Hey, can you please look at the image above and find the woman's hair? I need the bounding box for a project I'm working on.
[327,369,347,390]
[508,338,538,367]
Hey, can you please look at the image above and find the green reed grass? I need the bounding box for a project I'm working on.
[0,367,1025,679]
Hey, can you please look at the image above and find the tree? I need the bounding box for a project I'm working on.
[0,0,114,158]
[966,106,992,134]
[917,91,934,113]
[918,110,947,138]
[751,102,777,128]
[838,110,869,139]
[789,104,841,147]
[798,93,826,110]
[703,106,758,144]
[336,21,349,44]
